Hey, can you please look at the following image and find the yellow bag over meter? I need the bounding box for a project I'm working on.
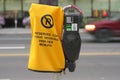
[28,3,65,72]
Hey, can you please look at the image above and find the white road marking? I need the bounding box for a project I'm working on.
[0,38,31,40]
[0,52,120,57]
[80,52,120,56]
[0,54,28,57]
[0,46,25,49]
[0,79,10,80]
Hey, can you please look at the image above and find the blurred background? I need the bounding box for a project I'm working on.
[0,0,120,80]
[0,0,119,28]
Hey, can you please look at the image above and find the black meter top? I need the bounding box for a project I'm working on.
[63,5,83,32]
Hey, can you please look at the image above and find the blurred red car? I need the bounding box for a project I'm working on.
[85,17,120,42]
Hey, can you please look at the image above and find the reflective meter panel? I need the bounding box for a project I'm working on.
[63,5,83,32]
[64,15,79,32]
[63,5,82,15]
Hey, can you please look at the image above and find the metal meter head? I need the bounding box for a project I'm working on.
[62,5,82,72]
[63,5,82,15]
[63,5,83,32]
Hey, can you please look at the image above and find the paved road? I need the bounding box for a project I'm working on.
[0,55,120,80]
[0,30,120,80]
[0,31,120,55]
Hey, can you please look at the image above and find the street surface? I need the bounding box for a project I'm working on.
[0,31,120,55]
[0,29,120,80]
[0,55,120,80]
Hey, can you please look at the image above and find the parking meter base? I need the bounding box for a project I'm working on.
[67,62,76,72]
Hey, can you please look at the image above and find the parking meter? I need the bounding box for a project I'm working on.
[62,5,83,72]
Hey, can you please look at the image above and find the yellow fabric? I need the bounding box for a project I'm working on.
[28,3,65,72]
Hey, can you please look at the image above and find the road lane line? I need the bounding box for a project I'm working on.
[0,52,120,57]
[0,46,25,49]
[80,52,120,56]
[0,38,31,40]
[0,79,10,80]
[0,53,29,57]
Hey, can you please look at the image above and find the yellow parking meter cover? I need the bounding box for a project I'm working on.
[28,3,65,72]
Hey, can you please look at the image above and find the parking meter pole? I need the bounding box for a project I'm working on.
[54,73,62,80]
[39,0,58,6]
[28,4,66,80]
[73,0,76,5]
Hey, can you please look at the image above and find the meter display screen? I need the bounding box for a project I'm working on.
[65,23,77,31]
[68,8,75,13]
[65,8,80,15]
[65,16,78,31]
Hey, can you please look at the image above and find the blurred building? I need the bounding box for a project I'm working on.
[59,0,120,17]
[0,0,39,28]
[0,0,120,28]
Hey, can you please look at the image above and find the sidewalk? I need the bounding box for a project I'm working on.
[0,28,31,34]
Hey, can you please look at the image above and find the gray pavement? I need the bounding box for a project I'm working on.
[1,28,120,56]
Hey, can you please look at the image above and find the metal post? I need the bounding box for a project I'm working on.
[21,0,24,17]
[73,0,76,5]
[55,72,65,80]
[39,1,62,80]
[91,0,94,17]
[55,73,61,80]
[108,0,111,17]
[3,0,6,16]
[39,0,58,6]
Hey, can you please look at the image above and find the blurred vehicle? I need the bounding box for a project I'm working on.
[85,17,120,42]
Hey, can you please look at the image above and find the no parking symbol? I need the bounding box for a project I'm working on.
[41,14,54,28]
